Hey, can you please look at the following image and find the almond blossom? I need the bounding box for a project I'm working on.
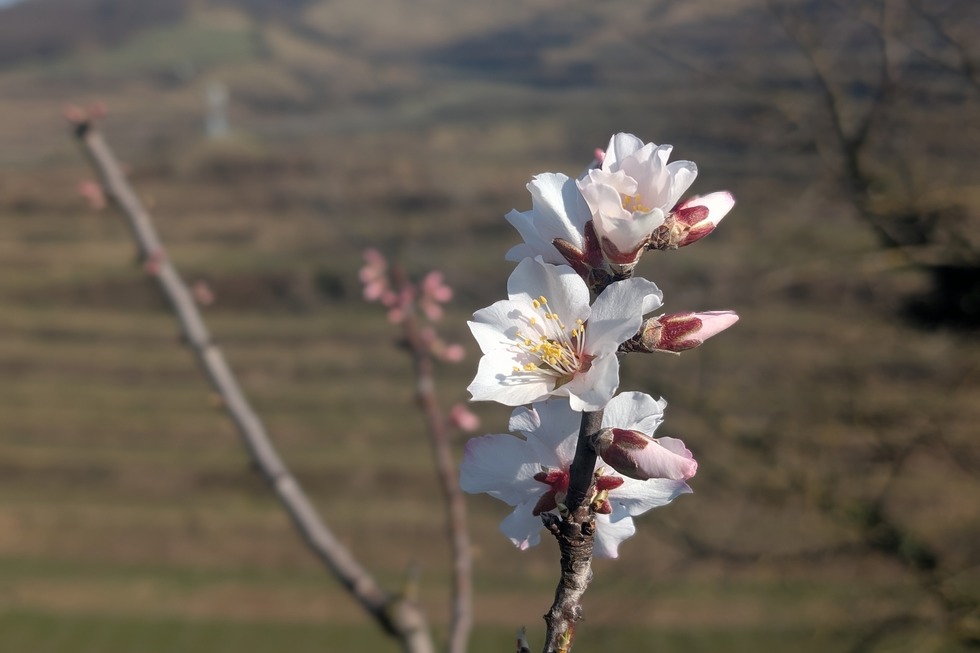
[504,173,593,266]
[459,393,693,558]
[577,133,698,267]
[467,256,662,411]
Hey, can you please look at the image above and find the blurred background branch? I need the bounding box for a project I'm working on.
[68,111,435,653]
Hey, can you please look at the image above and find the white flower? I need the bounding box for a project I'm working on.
[467,256,662,411]
[505,173,593,266]
[460,394,693,558]
[577,133,698,265]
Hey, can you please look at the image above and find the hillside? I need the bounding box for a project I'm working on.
[0,1,978,652]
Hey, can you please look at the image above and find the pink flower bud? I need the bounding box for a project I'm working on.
[422,271,453,303]
[421,299,444,322]
[192,280,215,306]
[450,403,481,432]
[594,475,625,492]
[78,180,107,210]
[418,326,437,345]
[594,148,605,163]
[380,289,398,307]
[442,343,465,362]
[631,311,738,353]
[63,104,86,125]
[592,428,697,481]
[387,307,405,324]
[362,279,387,302]
[671,191,734,248]
[594,499,613,514]
[143,248,166,276]
[362,247,387,270]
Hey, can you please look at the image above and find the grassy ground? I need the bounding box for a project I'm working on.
[0,0,978,651]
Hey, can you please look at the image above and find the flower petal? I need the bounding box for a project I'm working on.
[562,353,620,412]
[578,171,633,222]
[609,478,692,517]
[593,512,636,558]
[500,499,546,550]
[467,303,521,353]
[466,348,553,406]
[666,160,698,205]
[504,173,592,265]
[602,391,667,434]
[522,400,581,467]
[679,191,735,226]
[586,277,663,354]
[460,434,541,506]
[507,257,590,327]
[603,133,646,171]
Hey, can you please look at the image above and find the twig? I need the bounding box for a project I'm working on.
[70,117,435,653]
[393,266,473,653]
[541,410,604,653]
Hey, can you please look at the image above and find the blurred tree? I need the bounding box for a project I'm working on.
[771,0,980,327]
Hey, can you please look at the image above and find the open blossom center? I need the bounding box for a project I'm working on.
[511,295,588,381]
[621,194,652,214]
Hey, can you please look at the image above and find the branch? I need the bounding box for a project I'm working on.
[393,267,473,653]
[69,116,434,653]
[540,409,605,653]
[767,0,914,254]
[906,0,980,92]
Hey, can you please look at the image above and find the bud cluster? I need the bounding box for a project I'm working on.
[359,248,466,364]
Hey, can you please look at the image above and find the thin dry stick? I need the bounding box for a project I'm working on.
[394,267,473,653]
[70,117,435,653]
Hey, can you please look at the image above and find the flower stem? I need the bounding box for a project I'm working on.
[565,410,604,513]
[541,409,604,653]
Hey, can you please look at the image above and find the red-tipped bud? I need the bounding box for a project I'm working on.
[625,311,738,354]
[648,191,734,250]
[532,490,559,516]
[592,428,697,481]
[674,191,733,247]
[533,469,568,488]
[594,474,625,492]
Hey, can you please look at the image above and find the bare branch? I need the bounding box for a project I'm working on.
[70,117,434,653]
[393,266,474,653]
[906,0,980,92]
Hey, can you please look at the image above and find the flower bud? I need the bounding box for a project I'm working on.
[592,428,697,481]
[648,191,734,250]
[625,311,738,354]
[449,403,480,432]
[78,180,107,211]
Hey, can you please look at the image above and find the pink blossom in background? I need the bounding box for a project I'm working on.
[78,180,106,210]
[449,403,480,432]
